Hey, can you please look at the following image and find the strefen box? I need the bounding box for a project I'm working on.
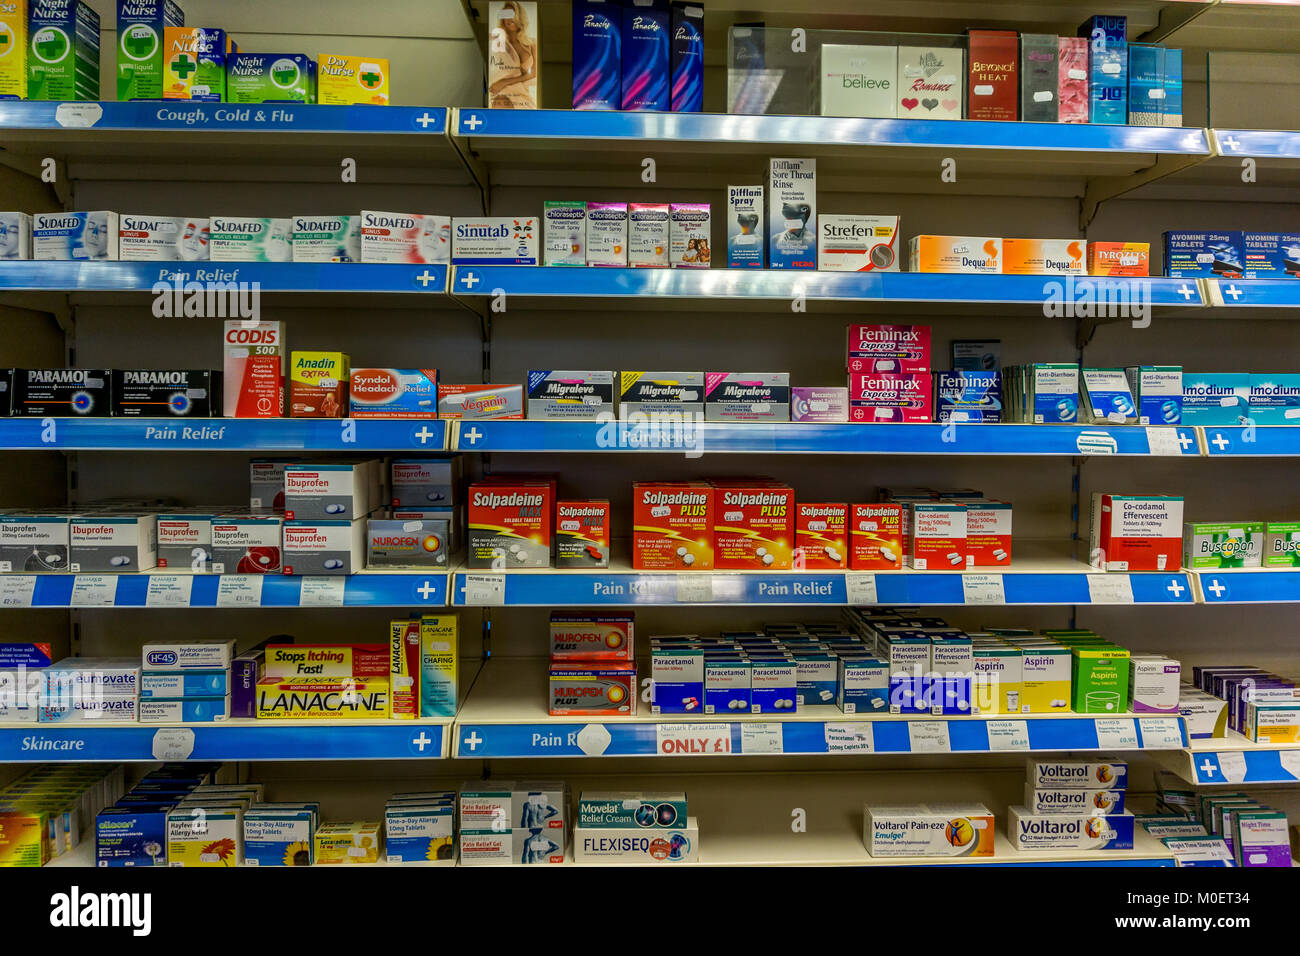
[574,819,698,864]
[28,0,100,101]
[1181,373,1249,426]
[1249,373,1300,425]
[227,54,317,104]
[527,370,615,420]
[209,217,292,262]
[966,29,1018,121]
[162,27,235,102]
[459,828,566,865]
[620,0,668,110]
[116,0,186,101]
[586,202,627,266]
[1022,786,1126,815]
[1125,366,1181,424]
[572,0,620,110]
[791,387,848,423]
[138,697,230,723]
[767,158,816,270]
[69,514,157,572]
[818,215,900,272]
[349,369,438,418]
[281,519,365,575]
[33,212,119,261]
[0,514,71,573]
[577,791,687,828]
[451,216,539,265]
[619,371,704,416]
[143,638,236,671]
[1163,230,1243,279]
[437,383,524,420]
[910,235,1001,274]
[1008,807,1136,851]
[1002,239,1085,277]
[628,202,669,268]
[10,367,109,417]
[317,54,389,106]
[0,212,32,260]
[1020,34,1059,122]
[283,461,377,520]
[111,369,221,417]
[291,215,359,263]
[1079,15,1127,125]
[544,201,586,266]
[359,212,450,264]
[1028,760,1128,790]
[1183,521,1263,570]
[117,215,209,261]
[155,512,213,571]
[864,804,995,859]
[896,45,963,120]
[820,43,897,118]
[704,372,790,422]
[1080,367,1137,424]
[1264,521,1300,568]
[846,323,931,375]
[210,513,283,574]
[669,202,710,268]
[726,185,764,269]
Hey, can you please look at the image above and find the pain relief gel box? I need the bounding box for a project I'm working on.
[349,368,437,418]
[713,483,794,570]
[1088,241,1150,277]
[118,215,209,261]
[705,372,790,422]
[452,216,539,265]
[633,481,713,570]
[651,650,704,714]
[548,662,636,715]
[437,383,524,420]
[817,215,900,272]
[360,212,449,264]
[69,514,157,572]
[794,502,847,569]
[556,499,610,568]
[669,202,710,268]
[318,54,388,105]
[767,158,816,270]
[726,185,765,268]
[909,235,1002,274]
[1009,807,1135,851]
[459,828,565,865]
[527,370,614,419]
[291,215,359,263]
[1003,238,1085,276]
[289,351,349,419]
[846,324,931,375]
[850,503,902,570]
[574,819,698,863]
[33,212,119,261]
[1089,493,1183,571]
[209,217,292,262]
[864,804,995,859]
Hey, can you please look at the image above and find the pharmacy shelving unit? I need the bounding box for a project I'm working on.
[1149,738,1300,786]
[0,418,451,452]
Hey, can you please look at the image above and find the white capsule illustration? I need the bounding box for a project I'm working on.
[44,554,63,564]
[880,546,897,563]
[819,689,834,701]
[762,553,775,565]
[436,554,446,564]
[514,549,529,563]
[110,555,130,567]
[508,543,520,553]
[325,503,345,514]
[675,546,688,557]
[1051,699,1067,708]
[825,547,842,562]
[683,697,698,711]
[323,559,343,570]
[257,554,270,565]
[993,549,1008,562]
[682,553,695,566]
[946,552,963,566]
[870,697,886,709]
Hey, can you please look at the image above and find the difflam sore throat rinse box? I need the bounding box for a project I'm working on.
[767,158,816,270]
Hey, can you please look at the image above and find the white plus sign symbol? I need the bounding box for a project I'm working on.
[463,731,483,751]
[1177,284,1195,300]
[1178,431,1193,451]
[416,112,438,129]
[411,731,433,752]
[460,271,480,289]
[417,580,437,600]
[1224,284,1244,301]
[464,426,483,445]
[1200,757,1218,778]
[414,426,435,445]
[1222,135,1241,151]
[463,113,483,131]
[416,269,438,287]
[1207,579,1227,598]
[1166,579,1185,598]
[1211,433,1230,451]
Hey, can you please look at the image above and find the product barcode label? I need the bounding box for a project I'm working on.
[0,576,37,608]
[216,575,264,607]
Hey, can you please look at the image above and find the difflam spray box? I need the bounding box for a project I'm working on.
[726,185,764,268]
[767,158,816,270]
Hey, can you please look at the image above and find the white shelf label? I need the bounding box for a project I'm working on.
[145,575,194,608]
[909,721,952,753]
[55,103,104,128]
[1277,751,1300,781]
[0,576,36,608]
[216,575,264,608]
[462,573,505,606]
[299,576,346,607]
[845,573,878,605]
[1215,751,1248,783]
[574,723,612,756]
[71,575,118,607]
[986,719,1030,751]
[1094,718,1139,750]
[151,728,195,761]
[1138,716,1183,750]
[824,722,873,753]
[1146,427,1185,456]
[675,575,713,603]
[961,573,1004,605]
[740,722,784,754]
[656,722,731,756]
[1087,574,1134,604]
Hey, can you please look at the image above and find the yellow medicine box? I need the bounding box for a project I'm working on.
[256,676,392,719]
[318,54,389,105]
[166,805,243,867]
[0,810,50,867]
[315,821,381,864]
[0,1,27,101]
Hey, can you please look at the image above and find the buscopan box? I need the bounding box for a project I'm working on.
[1007,806,1136,851]
[864,804,995,858]
[118,215,209,261]
[33,212,119,261]
[574,820,698,863]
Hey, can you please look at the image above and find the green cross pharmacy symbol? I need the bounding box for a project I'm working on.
[171,54,197,79]
[361,70,382,88]
[35,32,68,60]
[273,67,297,85]
[125,31,155,57]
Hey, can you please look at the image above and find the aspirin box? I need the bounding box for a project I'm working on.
[360,211,450,264]
[0,212,32,260]
[33,212,119,261]
[118,215,210,261]
[292,215,360,263]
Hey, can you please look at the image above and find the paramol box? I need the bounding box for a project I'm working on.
[227,54,317,104]
[1184,522,1264,569]
[9,368,109,416]
[117,0,186,101]
[1089,493,1183,571]
[29,0,101,101]
[704,372,790,422]
[1008,807,1136,851]
[619,372,704,417]
[291,216,359,263]
[864,804,995,859]
[111,370,220,417]
[526,370,614,420]
[767,158,816,270]
[210,217,292,262]
[118,215,209,261]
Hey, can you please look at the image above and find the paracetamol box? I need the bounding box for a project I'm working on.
[1003,238,1085,276]
[1181,373,1249,426]
[437,383,524,420]
[1088,241,1150,277]
[726,185,764,268]
[544,201,586,266]
[619,371,704,416]
[348,368,437,418]
[651,649,704,714]
[704,372,790,422]
[1009,807,1135,851]
[1183,521,1263,569]
[848,372,932,423]
[29,0,100,100]
[767,158,816,270]
[0,212,31,260]
[864,804,995,858]
[837,657,888,713]
[1023,786,1126,815]
[291,215,358,263]
[118,215,209,261]
[909,235,1001,274]
[283,462,376,521]
[209,217,292,262]
[626,202,669,268]
[1080,367,1137,423]
[33,212,119,261]
[1249,373,1300,424]
[669,202,710,268]
[1125,366,1181,424]
[318,54,388,105]
[1028,760,1128,789]
[705,658,751,713]
[846,324,931,375]
[452,216,539,265]
[1089,493,1183,571]
[360,212,450,264]
[527,370,615,419]
[69,514,157,572]
[1163,230,1244,279]
[818,215,900,272]
[228,53,316,104]
[586,202,627,266]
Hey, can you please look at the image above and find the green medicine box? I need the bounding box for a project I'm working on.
[1183,521,1264,569]
[28,0,101,101]
[116,0,185,101]
[1264,520,1300,568]
[227,53,317,104]
[1071,645,1130,714]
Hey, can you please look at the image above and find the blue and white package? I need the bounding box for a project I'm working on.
[1162,48,1182,127]
[1249,374,1300,425]
[95,807,173,866]
[33,212,120,261]
[139,671,229,699]
[670,1,703,112]
[793,653,837,706]
[651,649,703,714]
[1182,373,1249,425]
[1079,15,1127,125]
[0,212,32,260]
[1163,231,1244,279]
[837,657,888,714]
[621,0,669,111]
[1126,44,1164,126]
[704,658,751,713]
[572,0,621,110]
[1125,366,1182,424]
[1080,367,1137,423]
[137,696,230,723]
[1031,364,1079,423]
[1242,233,1300,280]
[751,658,797,714]
[767,158,816,270]
[935,370,1001,423]
[726,184,764,268]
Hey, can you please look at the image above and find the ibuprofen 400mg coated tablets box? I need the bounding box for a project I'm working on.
[864,804,995,858]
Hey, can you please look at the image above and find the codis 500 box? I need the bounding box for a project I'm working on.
[632,481,714,570]
[713,482,794,569]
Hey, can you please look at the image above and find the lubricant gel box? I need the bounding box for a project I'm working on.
[726,185,765,268]
[1125,366,1182,424]
[850,503,902,570]
[651,649,703,714]
[118,215,209,261]
[818,215,901,272]
[0,212,31,260]
[33,212,119,261]
[628,202,669,267]
[632,481,713,570]
[1264,521,1300,568]
[1088,241,1150,277]
[69,514,158,572]
[1079,15,1127,125]
[284,461,378,520]
[209,217,292,262]
[1242,232,1300,280]
[793,501,851,571]
[713,482,794,570]
[963,499,1012,567]
[848,372,932,423]
[291,215,359,263]
[621,0,669,111]
[28,0,100,100]
[359,212,450,264]
[210,513,282,573]
[452,216,539,265]
[349,369,438,418]
[864,804,995,858]
[223,320,284,419]
[670,1,703,112]
[9,368,110,416]
[1080,367,1137,423]
[1090,494,1183,571]
[228,53,317,104]
[704,372,790,422]
[767,158,816,270]
[438,383,524,420]
[468,479,553,568]
[846,324,931,375]
[909,235,1001,274]
[935,370,1001,423]
[586,202,627,266]
[903,501,967,570]
[1009,807,1135,851]
[669,202,710,268]
[163,27,235,102]
[155,513,213,571]
[967,29,1018,120]
[1163,231,1244,279]
[1249,373,1300,425]
[544,201,587,266]
[282,519,365,575]
[1181,373,1249,425]
[527,370,615,419]
[572,0,621,110]
[556,499,610,568]
[318,54,389,105]
[619,371,704,416]
[549,662,636,715]
[550,612,633,661]
[792,387,848,423]
[1003,239,1085,276]
[289,351,349,419]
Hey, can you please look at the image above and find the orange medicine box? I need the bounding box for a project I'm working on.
[1086,242,1150,277]
[713,482,795,570]
[632,481,714,570]
[1002,239,1086,276]
[904,501,968,570]
[795,502,848,569]
[850,503,903,570]
[556,499,610,568]
[963,498,1013,567]
[467,479,554,569]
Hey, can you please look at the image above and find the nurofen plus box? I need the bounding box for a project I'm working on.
[967,29,1018,120]
[1249,373,1300,425]
[210,513,282,573]
[768,157,816,270]
[817,215,901,273]
[850,503,902,570]
[0,212,31,260]
[69,514,157,572]
[1181,373,1249,426]
[118,215,209,261]
[557,499,610,568]
[619,371,704,416]
[155,513,212,571]
[627,202,669,268]
[1125,366,1182,424]
[726,185,764,268]
[705,372,789,422]
[903,502,966,570]
[633,481,713,570]
[543,201,586,266]
[9,368,109,416]
[33,212,118,261]
[548,662,636,715]
[1003,238,1085,276]
[1129,655,1181,714]
[452,216,539,265]
[1163,230,1244,279]
[848,372,932,423]
[291,215,358,263]
[28,0,99,100]
[162,27,234,102]
[228,53,316,104]
[1029,760,1128,790]
[586,201,627,266]
[281,519,364,575]
[651,649,704,714]
[289,351,349,419]
[669,202,710,268]
[1080,367,1137,424]
[794,503,847,569]
[909,235,1001,274]
[360,211,449,264]
[864,804,995,859]
[209,217,292,262]
[846,324,930,375]
[467,480,553,568]
[283,462,376,520]
[1264,521,1300,568]
[348,368,437,419]
[1088,241,1150,277]
[1183,521,1263,569]
[550,612,633,661]
[527,370,614,419]
[1089,493,1183,571]
[713,483,794,570]
[1009,806,1135,851]
[437,383,524,420]
[318,54,389,105]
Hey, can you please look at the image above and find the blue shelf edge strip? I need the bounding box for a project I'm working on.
[1192,749,1300,785]
[0,261,448,294]
[0,418,449,451]
[15,574,449,608]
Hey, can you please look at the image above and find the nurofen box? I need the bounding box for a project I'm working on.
[864,804,995,859]
[118,215,209,261]
[155,513,212,571]
[543,200,587,266]
[713,483,794,570]
[281,519,365,575]
[467,480,553,569]
[791,387,848,423]
[0,212,31,260]
[556,499,610,568]
[228,53,317,104]
[963,499,1012,567]
[367,518,449,569]
[1089,493,1183,571]
[846,324,931,375]
[33,212,119,261]
[794,503,847,570]
[527,370,615,419]
[627,202,669,268]
[1028,760,1128,790]
[210,513,282,573]
[817,215,901,272]
[452,216,539,265]
[437,383,524,420]
[360,211,450,264]
[291,215,359,263]
[1125,366,1182,425]
[283,462,376,521]
[69,514,157,572]
[9,368,109,416]
[619,371,704,416]
[349,368,438,419]
[1183,521,1263,570]
[1163,230,1244,279]
[585,202,627,266]
[1264,521,1300,568]
[1088,241,1150,277]
[909,235,1001,274]
[726,185,765,268]
[209,217,292,262]
[550,612,633,661]
[1008,807,1135,851]
[651,649,704,714]
[767,158,816,270]
[1002,238,1085,276]
[317,54,389,106]
[633,481,713,570]
[704,372,790,422]
[850,503,902,570]
[548,662,636,715]
[848,372,932,423]
[289,351,349,419]
[163,27,235,102]
[669,202,710,268]
[118,0,182,99]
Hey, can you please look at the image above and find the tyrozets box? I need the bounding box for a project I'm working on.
[111,370,220,417]
[10,369,109,416]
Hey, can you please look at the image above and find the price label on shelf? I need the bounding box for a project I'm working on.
[1211,751,1248,783]
[145,575,193,608]
[1276,751,1300,781]
[1146,427,1186,456]
[961,574,1004,605]
[908,721,951,753]
[216,575,264,608]
[1094,718,1138,750]
[985,719,1031,751]
[740,723,784,754]
[0,576,36,608]
[70,575,118,607]
[151,728,195,762]
[1086,574,1134,605]
[1138,717,1183,750]
[675,575,713,603]
[462,574,505,606]
[299,577,346,607]
[824,722,873,753]
[656,722,731,756]
[844,573,877,606]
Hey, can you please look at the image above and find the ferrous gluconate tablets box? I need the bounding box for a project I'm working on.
[864,804,995,858]
[118,215,209,261]
[33,212,119,261]
[1008,807,1135,851]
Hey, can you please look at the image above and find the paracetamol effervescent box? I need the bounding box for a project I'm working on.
[360,212,449,264]
[1009,807,1135,851]
[864,804,995,859]
[818,215,900,272]
[210,217,292,262]
[1002,238,1085,276]
[292,215,359,263]
[628,202,669,268]
[669,202,710,268]
[767,158,816,270]
[452,216,539,265]
[727,185,764,268]
[118,215,210,261]
[544,201,586,266]
[0,1,28,101]
[909,235,1002,274]
[1089,493,1182,571]
[586,202,627,266]
[318,54,389,105]
[0,213,31,260]
[33,212,119,261]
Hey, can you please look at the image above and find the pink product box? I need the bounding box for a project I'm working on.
[791,387,848,423]
[848,372,933,423]
[846,324,931,374]
[1058,38,1089,125]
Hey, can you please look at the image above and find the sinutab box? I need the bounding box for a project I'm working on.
[437,383,524,420]
[467,480,554,569]
[1089,493,1183,571]
[10,368,110,417]
[713,482,794,570]
[846,324,931,375]
[282,519,365,575]
[111,370,220,417]
[619,372,704,416]
[556,499,610,568]
[632,481,713,570]
[848,372,932,423]
[349,368,438,419]
[1088,241,1150,277]
[704,372,790,422]
[118,215,210,261]
[794,503,847,569]
[451,216,540,265]
[527,370,615,420]
[69,514,158,572]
